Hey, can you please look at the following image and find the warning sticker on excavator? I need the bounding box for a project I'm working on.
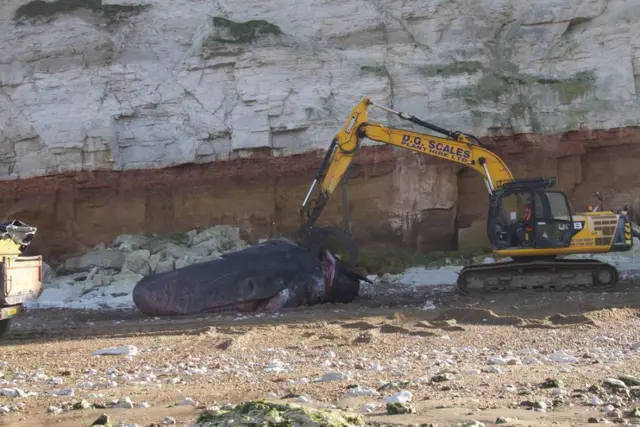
[400,135,472,164]
[1,306,18,319]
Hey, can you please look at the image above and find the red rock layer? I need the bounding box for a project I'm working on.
[2,126,639,263]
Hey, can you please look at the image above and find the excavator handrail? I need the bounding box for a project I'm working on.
[296,96,515,243]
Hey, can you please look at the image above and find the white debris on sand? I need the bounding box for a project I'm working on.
[264,360,290,373]
[0,388,25,397]
[385,390,413,404]
[317,372,351,382]
[394,266,462,287]
[345,385,380,397]
[93,345,139,357]
[47,405,62,415]
[362,402,379,413]
[177,397,198,406]
[422,300,437,310]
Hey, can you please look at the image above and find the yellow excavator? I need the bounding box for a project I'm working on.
[295,97,635,295]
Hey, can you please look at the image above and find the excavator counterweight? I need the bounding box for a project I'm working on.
[295,97,634,295]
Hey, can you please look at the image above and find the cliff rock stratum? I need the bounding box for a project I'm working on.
[1,0,639,261]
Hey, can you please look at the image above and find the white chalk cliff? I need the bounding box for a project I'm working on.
[1,0,639,179]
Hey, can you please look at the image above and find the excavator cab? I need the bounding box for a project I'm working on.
[488,178,575,251]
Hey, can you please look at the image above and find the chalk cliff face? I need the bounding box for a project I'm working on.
[1,0,640,260]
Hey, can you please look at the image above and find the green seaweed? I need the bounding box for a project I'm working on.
[441,21,597,133]
[448,66,596,134]
[196,400,365,427]
[209,16,283,44]
[450,68,596,107]
[419,60,484,77]
[196,401,449,426]
[360,65,388,77]
[446,24,596,107]
[546,71,597,104]
[14,0,150,23]
[566,107,589,128]
[89,414,112,427]
[386,402,416,415]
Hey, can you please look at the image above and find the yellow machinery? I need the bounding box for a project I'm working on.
[0,220,42,337]
[295,97,634,294]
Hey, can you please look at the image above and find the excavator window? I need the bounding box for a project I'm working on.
[488,185,574,251]
[531,191,574,249]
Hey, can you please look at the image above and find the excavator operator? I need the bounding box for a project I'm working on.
[523,200,532,222]
[517,196,534,246]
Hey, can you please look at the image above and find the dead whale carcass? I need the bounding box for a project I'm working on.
[131,238,369,316]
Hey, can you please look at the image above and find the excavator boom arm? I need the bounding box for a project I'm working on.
[296,97,514,242]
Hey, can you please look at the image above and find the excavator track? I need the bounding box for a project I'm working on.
[457,258,619,295]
